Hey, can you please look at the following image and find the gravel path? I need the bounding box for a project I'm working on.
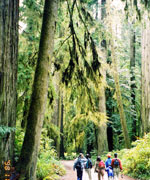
[59,160,137,180]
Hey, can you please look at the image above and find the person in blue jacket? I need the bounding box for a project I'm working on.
[105,154,112,168]
[105,154,114,180]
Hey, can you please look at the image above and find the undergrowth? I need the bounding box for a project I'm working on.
[119,133,150,180]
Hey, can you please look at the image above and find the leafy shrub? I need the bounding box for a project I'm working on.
[37,128,66,180]
[120,133,150,180]
[64,152,77,160]
[15,127,66,180]
[37,150,66,180]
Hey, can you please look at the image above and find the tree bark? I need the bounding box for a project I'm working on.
[130,26,136,141]
[17,0,58,179]
[141,14,150,134]
[0,0,19,177]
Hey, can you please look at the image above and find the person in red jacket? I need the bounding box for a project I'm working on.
[111,153,123,180]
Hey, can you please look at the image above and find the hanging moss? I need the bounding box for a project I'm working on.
[90,37,101,75]
[62,46,75,86]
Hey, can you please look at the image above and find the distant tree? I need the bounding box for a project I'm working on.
[51,72,61,156]
[111,39,131,148]
[97,0,108,155]
[110,33,131,148]
[59,93,64,158]
[130,25,137,141]
[107,0,131,148]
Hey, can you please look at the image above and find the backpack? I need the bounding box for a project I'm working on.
[98,161,105,169]
[85,159,92,169]
[76,159,82,170]
[113,158,119,167]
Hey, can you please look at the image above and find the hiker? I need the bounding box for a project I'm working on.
[105,154,112,168]
[105,154,114,180]
[95,156,105,180]
[111,153,123,180]
[73,153,86,180]
[84,154,93,180]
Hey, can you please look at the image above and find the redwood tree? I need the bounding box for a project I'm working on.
[0,0,19,177]
[141,13,150,134]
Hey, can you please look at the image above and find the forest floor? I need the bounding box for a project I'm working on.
[59,160,137,180]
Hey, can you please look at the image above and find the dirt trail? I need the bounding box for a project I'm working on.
[59,160,136,180]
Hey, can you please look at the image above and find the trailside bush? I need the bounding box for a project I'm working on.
[37,129,66,180]
[64,152,77,160]
[37,150,66,180]
[121,133,150,180]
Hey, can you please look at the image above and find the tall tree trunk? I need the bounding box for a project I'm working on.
[57,89,65,158]
[97,0,108,155]
[51,5,64,154]
[51,75,64,158]
[56,90,62,157]
[141,14,150,134]
[130,26,136,141]
[98,86,108,154]
[110,36,131,149]
[17,0,58,179]
[0,0,19,177]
